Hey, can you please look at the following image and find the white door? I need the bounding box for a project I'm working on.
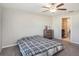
[0,21,1,52]
[0,8,2,52]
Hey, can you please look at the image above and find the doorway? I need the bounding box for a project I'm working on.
[61,17,71,42]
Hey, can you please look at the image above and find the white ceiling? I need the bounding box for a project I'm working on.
[0,3,79,16]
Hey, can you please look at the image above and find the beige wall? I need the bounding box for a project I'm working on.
[70,14,79,44]
[52,16,61,39]
[2,7,79,48]
[52,13,79,44]
[2,8,52,48]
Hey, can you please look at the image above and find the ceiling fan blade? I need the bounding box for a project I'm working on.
[56,3,64,8]
[57,8,67,10]
[50,3,55,5]
[42,10,49,12]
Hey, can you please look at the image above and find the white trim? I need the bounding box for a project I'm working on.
[2,43,17,48]
[0,7,2,53]
[2,39,79,49]
[71,41,79,45]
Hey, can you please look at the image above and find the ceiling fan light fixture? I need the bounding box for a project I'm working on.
[50,9,56,12]
[41,3,67,13]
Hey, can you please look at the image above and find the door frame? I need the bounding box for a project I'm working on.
[0,8,2,52]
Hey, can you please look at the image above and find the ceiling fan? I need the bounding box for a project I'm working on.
[42,3,67,12]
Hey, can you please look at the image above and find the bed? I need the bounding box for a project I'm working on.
[17,35,64,56]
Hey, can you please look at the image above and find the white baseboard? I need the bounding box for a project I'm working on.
[71,41,79,45]
[2,43,17,48]
[2,40,79,49]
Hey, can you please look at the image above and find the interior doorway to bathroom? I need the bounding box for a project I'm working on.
[61,17,71,42]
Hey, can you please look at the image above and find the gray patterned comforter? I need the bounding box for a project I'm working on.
[17,35,63,56]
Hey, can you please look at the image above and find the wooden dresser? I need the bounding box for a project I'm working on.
[43,29,54,39]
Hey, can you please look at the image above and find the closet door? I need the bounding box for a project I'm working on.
[0,8,2,52]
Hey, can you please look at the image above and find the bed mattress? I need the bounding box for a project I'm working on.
[17,35,64,56]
